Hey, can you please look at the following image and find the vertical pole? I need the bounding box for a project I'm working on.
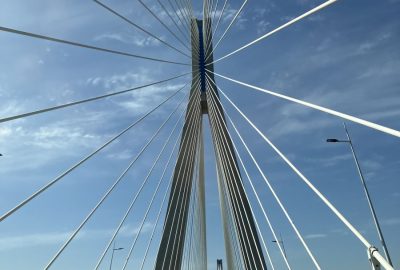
[343,123,392,266]
[109,242,115,270]
[217,259,223,270]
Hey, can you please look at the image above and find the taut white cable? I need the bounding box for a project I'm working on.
[205,0,227,56]
[0,83,187,223]
[92,87,193,270]
[140,89,201,270]
[137,0,191,51]
[206,76,291,269]
[205,80,247,270]
[156,0,190,44]
[206,78,283,270]
[44,81,196,269]
[214,72,400,138]
[169,105,202,270]
[93,0,190,58]
[216,80,394,270]
[0,26,189,66]
[0,73,190,124]
[207,73,321,269]
[205,78,259,269]
[206,79,270,269]
[211,0,338,64]
[206,0,249,61]
[163,112,201,269]
[158,87,202,269]
[120,94,192,270]
[205,76,267,268]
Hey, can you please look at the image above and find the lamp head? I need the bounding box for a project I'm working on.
[326,139,340,143]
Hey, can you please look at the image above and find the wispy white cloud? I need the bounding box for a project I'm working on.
[212,6,248,30]
[0,222,155,251]
[0,117,108,174]
[85,68,187,112]
[355,32,392,55]
[267,117,333,139]
[304,233,327,239]
[0,231,72,251]
[304,153,353,167]
[94,32,161,47]
[86,70,150,90]
[392,192,400,197]
[361,159,383,172]
[116,82,185,112]
[256,20,270,35]
[381,217,400,226]
[106,149,134,160]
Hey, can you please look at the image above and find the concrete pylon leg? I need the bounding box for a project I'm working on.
[203,16,267,269]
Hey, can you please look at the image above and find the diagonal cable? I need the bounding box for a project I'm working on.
[206,0,248,61]
[0,26,189,66]
[206,75,275,269]
[156,0,190,44]
[207,73,321,269]
[169,115,202,270]
[164,79,203,270]
[183,134,201,270]
[212,0,228,39]
[0,82,188,223]
[208,88,276,270]
[204,78,253,269]
[0,72,190,124]
[213,75,394,270]
[92,76,200,270]
[147,95,202,269]
[165,0,191,40]
[139,80,202,270]
[93,0,190,58]
[137,0,191,51]
[120,91,192,270]
[203,0,220,55]
[158,80,202,269]
[206,75,288,270]
[211,0,338,64]
[44,78,196,269]
[213,72,400,138]
[204,0,225,55]
[120,74,201,269]
[204,76,247,270]
[205,76,265,269]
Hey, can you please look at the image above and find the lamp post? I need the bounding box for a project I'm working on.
[217,259,223,270]
[327,122,392,267]
[272,233,287,260]
[109,242,124,270]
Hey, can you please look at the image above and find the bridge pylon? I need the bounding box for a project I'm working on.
[154,17,267,270]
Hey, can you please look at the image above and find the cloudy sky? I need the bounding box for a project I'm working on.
[0,0,399,269]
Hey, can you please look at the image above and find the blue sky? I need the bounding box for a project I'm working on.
[0,0,399,269]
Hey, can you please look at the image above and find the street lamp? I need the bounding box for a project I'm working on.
[272,233,287,260]
[109,242,124,270]
[327,122,392,267]
[217,259,223,270]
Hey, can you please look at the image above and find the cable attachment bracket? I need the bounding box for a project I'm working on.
[368,246,381,270]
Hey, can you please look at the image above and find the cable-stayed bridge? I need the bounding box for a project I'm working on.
[0,0,399,269]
